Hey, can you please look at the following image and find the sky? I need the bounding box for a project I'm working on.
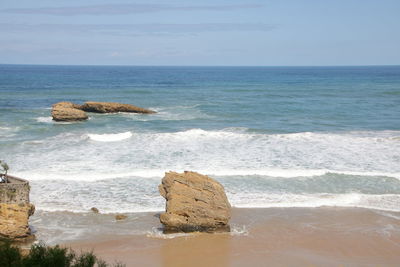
[0,0,399,66]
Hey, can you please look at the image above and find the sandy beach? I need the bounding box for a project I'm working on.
[43,207,400,267]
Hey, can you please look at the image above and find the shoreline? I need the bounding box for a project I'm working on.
[28,207,400,266]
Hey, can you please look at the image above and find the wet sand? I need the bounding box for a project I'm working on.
[59,207,400,267]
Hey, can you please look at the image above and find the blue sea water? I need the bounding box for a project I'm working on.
[1,64,400,213]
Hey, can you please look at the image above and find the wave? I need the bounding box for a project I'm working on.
[0,126,20,138]
[375,211,400,220]
[24,172,400,214]
[88,131,132,142]
[36,116,88,124]
[122,105,212,121]
[210,169,400,179]
[146,228,193,239]
[36,116,53,123]
[229,193,400,212]
[6,128,400,182]
[31,190,400,213]
[14,168,400,181]
[146,224,248,239]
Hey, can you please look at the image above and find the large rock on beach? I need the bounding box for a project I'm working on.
[0,175,35,240]
[79,102,156,114]
[158,171,231,232]
[0,203,35,239]
[51,102,88,122]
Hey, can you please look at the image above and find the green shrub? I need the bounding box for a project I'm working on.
[0,239,124,267]
[0,239,23,267]
[23,243,74,267]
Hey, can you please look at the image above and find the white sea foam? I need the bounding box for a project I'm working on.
[230,225,249,236]
[146,228,194,239]
[122,105,212,121]
[7,129,400,181]
[35,116,82,124]
[145,224,248,239]
[229,193,400,212]
[36,116,53,123]
[13,168,400,182]
[26,175,400,213]
[6,129,400,212]
[88,131,133,142]
[375,211,400,220]
[31,192,400,215]
[34,205,163,214]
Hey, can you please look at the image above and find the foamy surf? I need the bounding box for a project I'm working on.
[13,168,400,181]
[122,105,212,121]
[146,228,194,239]
[36,116,53,123]
[31,193,400,213]
[27,173,400,213]
[229,193,400,212]
[146,225,248,239]
[88,131,133,142]
[6,128,400,213]
[36,116,85,124]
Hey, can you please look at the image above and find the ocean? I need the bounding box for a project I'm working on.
[1,64,400,214]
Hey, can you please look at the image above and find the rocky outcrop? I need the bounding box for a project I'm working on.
[0,176,35,240]
[0,203,35,239]
[79,102,156,114]
[51,102,88,122]
[159,171,231,233]
[51,101,156,121]
[52,101,82,110]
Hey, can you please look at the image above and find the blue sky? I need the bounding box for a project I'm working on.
[0,0,399,66]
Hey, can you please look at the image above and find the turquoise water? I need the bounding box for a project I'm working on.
[1,65,400,212]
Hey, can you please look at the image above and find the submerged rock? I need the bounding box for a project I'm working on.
[51,102,88,122]
[0,175,35,240]
[79,102,156,114]
[115,214,127,221]
[91,207,99,214]
[159,171,231,233]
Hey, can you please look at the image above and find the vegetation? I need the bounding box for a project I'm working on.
[0,160,9,183]
[0,239,125,267]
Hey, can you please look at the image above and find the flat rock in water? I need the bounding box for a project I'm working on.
[79,102,156,114]
[158,171,231,233]
[51,101,155,121]
[51,102,88,122]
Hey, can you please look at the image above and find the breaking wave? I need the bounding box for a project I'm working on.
[8,128,400,180]
[88,131,133,142]
[5,128,400,212]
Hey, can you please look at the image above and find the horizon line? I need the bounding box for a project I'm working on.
[1,63,399,68]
